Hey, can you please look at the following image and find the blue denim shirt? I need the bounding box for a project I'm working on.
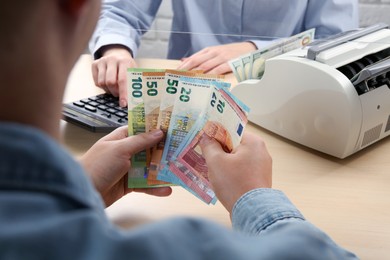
[0,123,358,259]
[90,0,359,59]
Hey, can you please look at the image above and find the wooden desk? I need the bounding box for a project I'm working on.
[62,54,390,260]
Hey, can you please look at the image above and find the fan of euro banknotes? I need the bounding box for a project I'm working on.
[127,69,250,204]
[229,28,316,82]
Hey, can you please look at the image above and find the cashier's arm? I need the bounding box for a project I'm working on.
[91,42,256,107]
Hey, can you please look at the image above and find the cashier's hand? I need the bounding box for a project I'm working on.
[80,126,172,207]
[92,45,137,107]
[200,131,272,214]
[177,42,256,74]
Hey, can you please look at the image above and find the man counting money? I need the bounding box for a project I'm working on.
[0,0,358,259]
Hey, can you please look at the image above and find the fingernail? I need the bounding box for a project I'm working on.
[150,129,163,137]
[120,99,127,107]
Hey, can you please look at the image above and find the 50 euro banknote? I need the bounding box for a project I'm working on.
[169,86,250,203]
[148,70,225,184]
[142,70,172,186]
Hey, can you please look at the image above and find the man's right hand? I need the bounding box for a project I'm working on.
[200,131,272,214]
[91,45,137,107]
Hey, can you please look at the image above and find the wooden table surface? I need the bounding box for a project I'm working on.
[61,54,390,260]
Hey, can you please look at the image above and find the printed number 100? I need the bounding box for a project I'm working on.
[132,77,142,98]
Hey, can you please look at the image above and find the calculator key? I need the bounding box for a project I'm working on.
[88,96,99,101]
[97,93,107,98]
[80,99,90,104]
[85,105,97,112]
[106,102,116,108]
[88,101,99,107]
[73,101,85,107]
[115,111,127,118]
[97,105,108,111]
[118,118,126,124]
[106,108,117,114]
[105,96,116,102]
[117,106,128,111]
[96,98,106,104]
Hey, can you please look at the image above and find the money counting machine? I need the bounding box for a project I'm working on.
[231,23,390,158]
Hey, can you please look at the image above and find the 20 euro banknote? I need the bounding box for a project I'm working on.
[148,70,224,183]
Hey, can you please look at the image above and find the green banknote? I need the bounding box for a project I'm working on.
[127,68,167,188]
[251,28,315,79]
[229,58,245,82]
[230,28,316,81]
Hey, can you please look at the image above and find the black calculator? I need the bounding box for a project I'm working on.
[62,93,127,132]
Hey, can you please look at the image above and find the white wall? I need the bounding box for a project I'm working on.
[138,0,173,58]
[359,0,390,27]
[137,0,390,58]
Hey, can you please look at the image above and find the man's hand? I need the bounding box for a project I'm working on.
[177,42,256,75]
[80,126,172,207]
[200,131,272,213]
[91,45,137,107]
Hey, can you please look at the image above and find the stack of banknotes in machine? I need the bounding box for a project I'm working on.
[127,69,250,204]
[229,28,316,82]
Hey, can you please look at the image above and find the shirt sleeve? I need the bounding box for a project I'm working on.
[231,188,358,259]
[89,0,163,59]
[232,188,305,234]
[248,39,278,50]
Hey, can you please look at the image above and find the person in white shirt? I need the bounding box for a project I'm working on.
[89,0,359,107]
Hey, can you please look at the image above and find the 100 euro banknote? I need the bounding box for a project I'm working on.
[127,68,169,188]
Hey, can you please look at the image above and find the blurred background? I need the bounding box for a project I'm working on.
[136,0,390,58]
